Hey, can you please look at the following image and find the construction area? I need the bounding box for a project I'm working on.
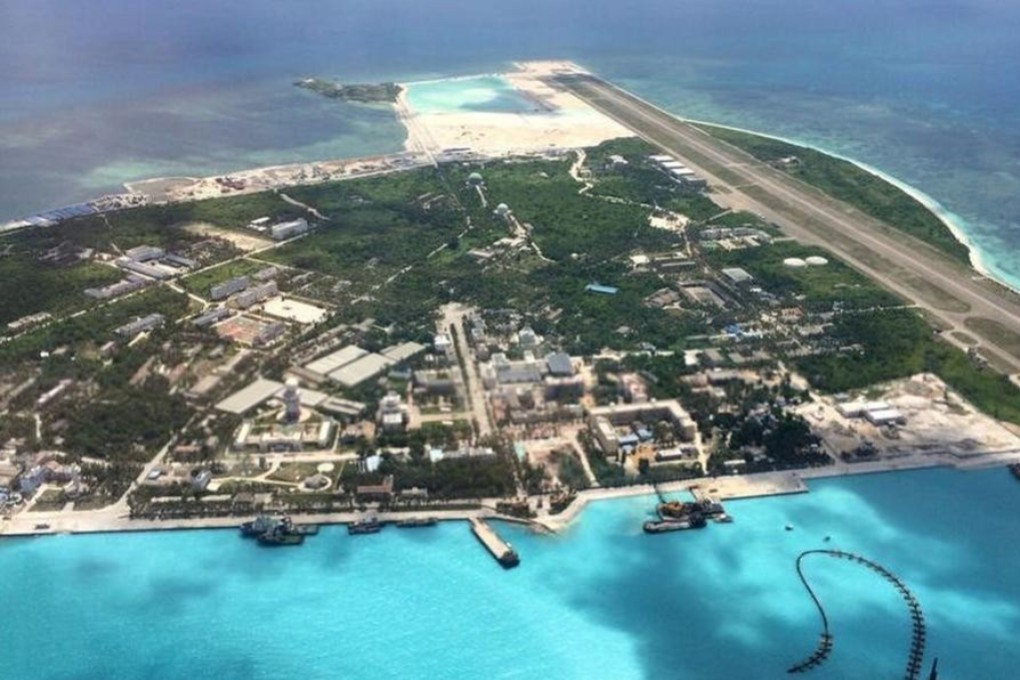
[798,373,1020,462]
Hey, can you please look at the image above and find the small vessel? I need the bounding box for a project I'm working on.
[713,513,734,524]
[658,499,727,520]
[257,530,305,547]
[348,516,382,535]
[785,524,794,531]
[240,515,276,538]
[643,515,707,534]
[656,500,700,519]
[256,518,305,547]
[396,517,438,528]
[1009,463,1020,482]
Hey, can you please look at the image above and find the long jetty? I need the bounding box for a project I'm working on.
[788,550,926,680]
[469,517,520,568]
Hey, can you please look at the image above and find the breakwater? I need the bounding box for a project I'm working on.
[788,550,926,679]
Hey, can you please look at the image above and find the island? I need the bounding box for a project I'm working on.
[295,77,402,104]
[2,62,1020,551]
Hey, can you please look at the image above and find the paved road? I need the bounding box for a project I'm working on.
[439,303,493,439]
[554,73,1020,373]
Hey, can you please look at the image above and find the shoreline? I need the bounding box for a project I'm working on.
[5,449,1015,540]
[4,65,1000,295]
[400,72,503,87]
[682,117,996,283]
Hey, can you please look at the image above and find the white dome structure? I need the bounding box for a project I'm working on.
[467,172,484,185]
[783,257,808,268]
[805,256,829,266]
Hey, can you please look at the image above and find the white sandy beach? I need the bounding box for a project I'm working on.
[397,61,632,156]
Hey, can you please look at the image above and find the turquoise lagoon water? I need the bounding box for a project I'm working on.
[2,467,1018,679]
[404,76,535,115]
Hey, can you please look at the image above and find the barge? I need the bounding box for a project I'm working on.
[657,498,727,520]
[348,516,382,535]
[643,515,707,534]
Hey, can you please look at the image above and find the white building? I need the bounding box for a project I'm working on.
[270,218,309,241]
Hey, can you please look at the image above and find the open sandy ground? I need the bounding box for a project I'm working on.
[399,61,632,156]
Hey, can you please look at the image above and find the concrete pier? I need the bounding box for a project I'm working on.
[469,518,520,568]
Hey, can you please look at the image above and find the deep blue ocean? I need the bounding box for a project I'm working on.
[2,468,1018,679]
[1,0,1019,285]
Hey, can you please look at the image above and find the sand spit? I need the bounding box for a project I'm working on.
[397,61,632,157]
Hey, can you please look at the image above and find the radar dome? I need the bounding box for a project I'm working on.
[805,256,829,266]
[783,257,808,268]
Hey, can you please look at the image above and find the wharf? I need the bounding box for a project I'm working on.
[469,517,520,568]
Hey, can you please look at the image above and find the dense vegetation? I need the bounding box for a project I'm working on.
[295,78,401,104]
[0,257,123,327]
[0,286,191,365]
[584,137,722,221]
[695,124,971,263]
[706,241,903,311]
[257,147,718,353]
[265,167,463,291]
[63,381,192,461]
[347,454,517,500]
[15,190,292,255]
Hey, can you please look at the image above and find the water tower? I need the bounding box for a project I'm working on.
[283,377,301,422]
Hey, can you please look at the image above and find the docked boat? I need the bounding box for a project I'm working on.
[396,517,438,528]
[698,500,727,517]
[239,515,276,537]
[656,500,700,519]
[348,516,382,535]
[658,498,727,520]
[643,515,707,534]
[256,519,305,547]
[1009,463,1020,482]
[257,530,305,547]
